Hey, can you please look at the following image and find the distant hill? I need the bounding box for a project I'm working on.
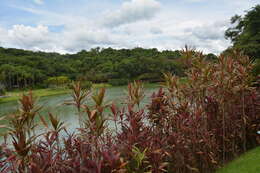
[0,46,218,89]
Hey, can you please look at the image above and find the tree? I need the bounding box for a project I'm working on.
[0,78,5,96]
[0,46,193,88]
[46,76,70,88]
[225,5,260,59]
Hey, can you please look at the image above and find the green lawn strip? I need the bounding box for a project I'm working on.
[0,88,70,103]
[0,82,161,104]
[92,83,112,88]
[0,84,113,103]
[216,147,260,173]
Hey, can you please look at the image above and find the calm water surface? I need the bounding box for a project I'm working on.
[0,85,159,137]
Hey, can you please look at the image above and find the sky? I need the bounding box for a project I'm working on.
[0,0,259,54]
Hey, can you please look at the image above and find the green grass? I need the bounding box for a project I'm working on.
[0,83,114,103]
[0,82,161,104]
[92,83,112,88]
[180,77,188,84]
[216,147,260,173]
[0,88,70,103]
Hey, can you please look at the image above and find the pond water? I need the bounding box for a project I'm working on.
[0,85,159,137]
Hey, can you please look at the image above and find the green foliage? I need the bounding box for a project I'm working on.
[137,73,162,82]
[0,47,183,89]
[252,59,260,78]
[127,146,150,173]
[0,83,5,95]
[80,81,93,89]
[225,5,260,59]
[108,78,129,86]
[206,53,218,62]
[132,146,147,168]
[45,76,70,88]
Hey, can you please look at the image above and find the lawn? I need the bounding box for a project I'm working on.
[216,147,260,173]
[0,88,70,103]
[0,83,115,103]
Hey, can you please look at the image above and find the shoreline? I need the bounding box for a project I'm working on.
[0,88,71,104]
[0,82,161,104]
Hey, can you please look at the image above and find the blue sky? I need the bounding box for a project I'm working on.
[0,0,259,53]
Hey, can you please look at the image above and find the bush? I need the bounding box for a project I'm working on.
[33,83,48,89]
[86,73,109,83]
[252,59,260,78]
[81,81,93,89]
[1,49,258,173]
[108,78,129,86]
[137,73,162,82]
[45,76,70,88]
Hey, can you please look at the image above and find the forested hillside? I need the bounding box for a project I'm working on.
[0,46,216,89]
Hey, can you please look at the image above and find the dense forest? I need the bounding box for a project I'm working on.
[0,46,217,89]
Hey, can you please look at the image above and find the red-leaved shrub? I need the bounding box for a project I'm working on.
[0,48,259,173]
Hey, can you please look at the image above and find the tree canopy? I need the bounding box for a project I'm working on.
[225,5,260,59]
[1,47,205,89]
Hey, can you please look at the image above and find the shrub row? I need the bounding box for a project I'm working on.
[0,49,259,173]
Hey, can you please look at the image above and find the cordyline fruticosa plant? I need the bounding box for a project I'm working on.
[0,48,259,173]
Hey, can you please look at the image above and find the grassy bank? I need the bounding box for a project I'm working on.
[0,83,160,104]
[217,147,260,173]
[0,88,71,103]
[0,83,115,104]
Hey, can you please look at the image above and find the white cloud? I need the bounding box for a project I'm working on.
[8,25,52,49]
[185,21,228,40]
[150,27,163,34]
[61,26,118,52]
[4,0,256,54]
[0,24,123,53]
[164,21,230,54]
[0,27,9,47]
[103,0,161,27]
[0,18,231,54]
[110,13,231,54]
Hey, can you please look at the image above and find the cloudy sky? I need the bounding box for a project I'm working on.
[0,0,259,54]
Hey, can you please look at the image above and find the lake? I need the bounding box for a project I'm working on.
[0,85,159,135]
